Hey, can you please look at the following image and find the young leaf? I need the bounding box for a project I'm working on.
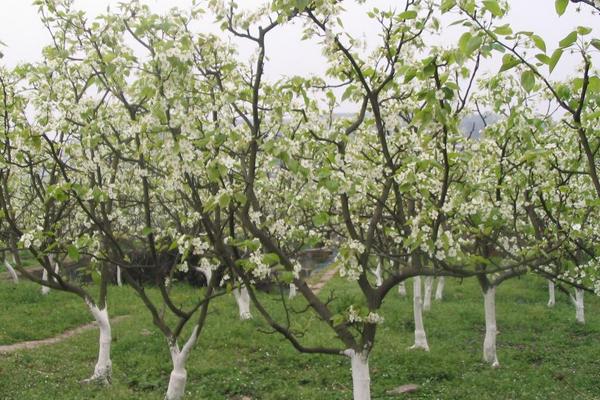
[483,0,503,17]
[555,0,568,16]
[559,31,577,48]
[549,48,563,73]
[499,54,520,72]
[521,70,536,92]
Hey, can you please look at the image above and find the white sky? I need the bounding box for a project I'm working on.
[0,0,597,111]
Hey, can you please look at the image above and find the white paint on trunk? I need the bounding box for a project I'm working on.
[165,326,199,400]
[344,349,371,400]
[116,267,122,287]
[435,277,445,301]
[483,286,499,367]
[83,303,112,384]
[373,263,383,287]
[4,260,19,284]
[289,283,297,299]
[423,276,433,311]
[397,281,407,296]
[233,285,252,320]
[410,277,429,351]
[575,289,585,324]
[196,266,212,285]
[41,268,50,295]
[547,281,555,308]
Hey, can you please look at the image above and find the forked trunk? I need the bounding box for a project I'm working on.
[410,277,429,351]
[547,281,555,307]
[83,303,112,384]
[373,263,383,287]
[165,326,199,400]
[344,349,371,400]
[483,286,499,367]
[423,276,433,311]
[233,285,252,320]
[435,277,445,301]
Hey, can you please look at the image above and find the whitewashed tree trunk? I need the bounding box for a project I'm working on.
[547,281,555,307]
[435,277,445,301]
[196,266,212,285]
[373,263,383,287]
[4,260,19,284]
[344,349,371,400]
[233,285,252,320]
[165,326,199,400]
[574,289,585,324]
[397,281,407,297]
[410,277,429,351]
[483,286,499,367]
[83,303,112,384]
[116,267,122,287]
[423,276,433,311]
[41,268,51,295]
[289,283,297,299]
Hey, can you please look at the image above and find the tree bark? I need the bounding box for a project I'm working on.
[423,276,433,311]
[83,303,112,384]
[233,285,252,320]
[435,277,445,301]
[483,286,499,367]
[547,281,555,308]
[397,281,407,296]
[574,288,585,324]
[344,349,371,400]
[4,259,19,284]
[165,326,199,400]
[41,268,51,295]
[410,277,429,351]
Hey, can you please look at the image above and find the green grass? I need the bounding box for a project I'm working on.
[0,274,599,399]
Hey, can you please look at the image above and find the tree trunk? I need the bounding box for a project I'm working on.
[373,263,383,287]
[410,277,429,351]
[483,286,499,367]
[574,289,584,324]
[83,303,112,384]
[547,281,555,307]
[435,277,445,301]
[165,326,199,400]
[397,281,407,297]
[4,259,19,284]
[233,285,252,320]
[288,283,297,299]
[423,276,433,311]
[344,349,371,400]
[41,268,51,295]
[116,266,122,287]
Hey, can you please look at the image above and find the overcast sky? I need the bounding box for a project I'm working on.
[0,0,597,99]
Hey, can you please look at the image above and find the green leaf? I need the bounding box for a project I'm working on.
[483,0,503,17]
[67,245,81,262]
[441,0,456,13]
[398,10,417,20]
[263,253,280,265]
[521,70,536,92]
[493,24,512,35]
[549,48,563,73]
[458,32,472,54]
[142,226,153,236]
[531,35,546,52]
[559,31,577,48]
[312,212,330,227]
[499,54,520,72]
[555,0,568,16]
[591,39,600,52]
[577,26,592,36]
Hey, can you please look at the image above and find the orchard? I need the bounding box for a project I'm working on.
[1,1,600,399]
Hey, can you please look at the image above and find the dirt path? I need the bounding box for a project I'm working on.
[0,315,129,353]
[309,265,339,294]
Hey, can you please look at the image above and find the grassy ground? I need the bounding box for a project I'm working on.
[0,274,599,399]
